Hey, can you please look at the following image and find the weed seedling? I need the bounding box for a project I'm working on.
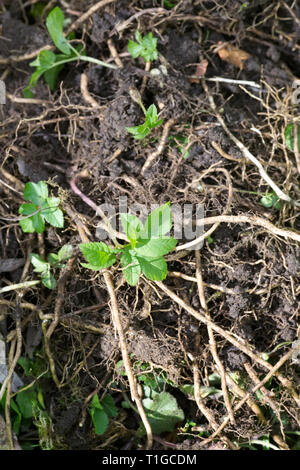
[126,89,163,140]
[284,123,300,151]
[259,191,281,210]
[24,7,117,96]
[30,244,73,289]
[80,203,177,285]
[128,30,158,63]
[18,181,64,233]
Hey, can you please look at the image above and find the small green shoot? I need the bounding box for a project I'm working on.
[284,123,300,151]
[128,30,158,63]
[89,394,118,436]
[30,245,73,289]
[18,181,64,233]
[259,191,281,210]
[126,103,163,140]
[80,203,177,285]
[24,7,116,96]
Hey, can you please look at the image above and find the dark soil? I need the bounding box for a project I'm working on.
[0,0,300,451]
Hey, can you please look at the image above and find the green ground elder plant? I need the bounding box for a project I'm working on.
[30,244,73,289]
[128,30,158,63]
[18,181,64,233]
[80,203,177,285]
[24,6,116,96]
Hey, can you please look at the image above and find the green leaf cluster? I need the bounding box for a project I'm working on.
[18,181,64,233]
[260,192,281,210]
[24,7,115,96]
[80,203,177,286]
[89,394,118,436]
[30,245,73,289]
[128,30,158,63]
[126,104,163,140]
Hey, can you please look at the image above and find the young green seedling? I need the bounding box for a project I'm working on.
[18,181,64,233]
[128,30,158,63]
[30,244,73,289]
[259,191,281,210]
[24,6,117,96]
[80,203,177,285]
[126,89,163,140]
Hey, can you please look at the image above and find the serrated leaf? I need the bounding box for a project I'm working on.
[46,7,71,55]
[146,104,159,127]
[137,256,167,281]
[80,242,117,270]
[135,237,177,257]
[142,391,184,434]
[57,244,73,262]
[142,203,172,239]
[101,395,118,418]
[23,181,48,205]
[121,249,141,285]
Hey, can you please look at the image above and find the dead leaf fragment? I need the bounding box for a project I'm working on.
[215,42,250,70]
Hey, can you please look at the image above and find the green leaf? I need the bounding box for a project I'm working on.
[23,181,48,205]
[135,237,177,257]
[146,104,158,127]
[47,253,59,265]
[284,123,300,151]
[137,256,167,281]
[142,203,172,239]
[44,62,64,91]
[101,395,118,418]
[16,389,37,419]
[90,394,110,435]
[80,242,117,270]
[46,7,71,55]
[57,244,73,261]
[128,40,144,59]
[121,248,141,286]
[90,407,109,435]
[35,49,57,68]
[19,203,45,233]
[120,213,143,245]
[128,31,158,62]
[41,197,64,228]
[142,391,184,434]
[126,123,150,140]
[30,253,49,274]
[41,272,56,289]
